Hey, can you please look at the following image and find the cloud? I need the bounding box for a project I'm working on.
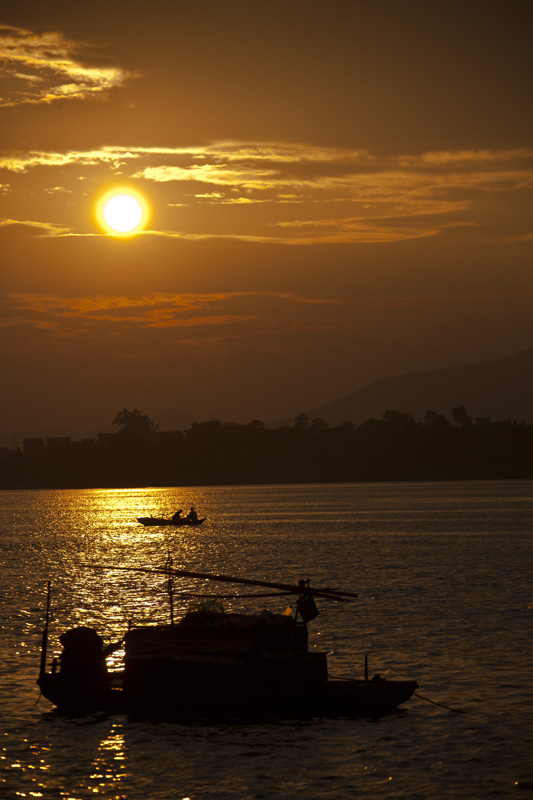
[0,218,73,236]
[0,25,133,108]
[145,314,258,329]
[1,140,531,244]
[1,292,335,339]
[0,147,141,172]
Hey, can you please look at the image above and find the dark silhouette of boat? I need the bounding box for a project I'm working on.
[36,569,418,719]
[137,516,206,527]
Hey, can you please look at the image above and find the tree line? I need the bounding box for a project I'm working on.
[1,406,532,489]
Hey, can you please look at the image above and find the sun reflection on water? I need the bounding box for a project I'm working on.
[10,721,130,800]
[38,487,221,670]
[2,483,533,800]
[86,722,127,795]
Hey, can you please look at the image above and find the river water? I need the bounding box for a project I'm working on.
[1,481,532,799]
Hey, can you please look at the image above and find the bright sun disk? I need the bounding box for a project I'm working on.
[96,188,148,236]
[105,194,142,232]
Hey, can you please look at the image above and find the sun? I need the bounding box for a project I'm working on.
[96,188,149,236]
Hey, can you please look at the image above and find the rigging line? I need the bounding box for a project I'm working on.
[414,692,465,714]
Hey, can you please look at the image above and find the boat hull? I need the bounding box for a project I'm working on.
[137,517,206,527]
[37,673,418,719]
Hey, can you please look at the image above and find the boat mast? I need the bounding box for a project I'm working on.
[165,553,175,625]
[39,581,51,679]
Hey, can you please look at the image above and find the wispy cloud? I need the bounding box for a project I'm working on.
[1,141,531,243]
[0,147,140,173]
[0,218,73,236]
[0,25,133,108]
[1,292,335,339]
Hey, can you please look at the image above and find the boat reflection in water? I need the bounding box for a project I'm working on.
[37,564,418,720]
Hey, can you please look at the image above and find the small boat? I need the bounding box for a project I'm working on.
[36,568,418,719]
[137,516,206,527]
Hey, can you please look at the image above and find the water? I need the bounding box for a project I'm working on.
[1,481,532,799]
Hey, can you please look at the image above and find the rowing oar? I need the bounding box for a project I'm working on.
[83,564,357,601]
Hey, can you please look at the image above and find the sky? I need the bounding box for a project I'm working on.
[1,0,532,444]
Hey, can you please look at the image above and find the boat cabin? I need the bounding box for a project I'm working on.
[123,609,328,692]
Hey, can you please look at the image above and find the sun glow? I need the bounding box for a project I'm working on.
[96,188,149,236]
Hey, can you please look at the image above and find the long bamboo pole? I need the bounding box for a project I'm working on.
[83,565,357,600]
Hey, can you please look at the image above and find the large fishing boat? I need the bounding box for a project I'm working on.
[36,565,418,719]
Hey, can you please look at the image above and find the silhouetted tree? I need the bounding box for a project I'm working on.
[3,405,533,489]
[452,405,472,427]
[382,410,417,432]
[294,413,309,430]
[247,419,266,431]
[424,410,451,429]
[309,417,329,434]
[113,408,159,438]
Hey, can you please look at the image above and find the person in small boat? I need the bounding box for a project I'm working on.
[172,509,183,523]
[187,506,198,523]
[59,627,123,682]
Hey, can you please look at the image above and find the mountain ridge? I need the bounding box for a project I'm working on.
[307,348,533,426]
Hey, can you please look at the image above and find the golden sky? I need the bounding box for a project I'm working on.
[1,1,532,441]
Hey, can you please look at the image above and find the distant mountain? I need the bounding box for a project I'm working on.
[308,349,533,426]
